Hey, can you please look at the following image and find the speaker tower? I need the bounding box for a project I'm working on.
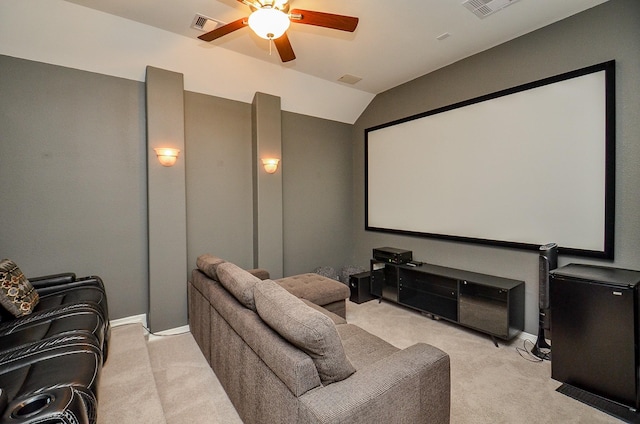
[532,243,558,360]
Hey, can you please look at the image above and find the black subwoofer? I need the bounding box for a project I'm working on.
[349,271,374,304]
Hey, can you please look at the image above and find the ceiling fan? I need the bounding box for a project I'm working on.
[198,0,359,62]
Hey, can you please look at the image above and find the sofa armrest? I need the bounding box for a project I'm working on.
[299,343,450,424]
[247,268,270,280]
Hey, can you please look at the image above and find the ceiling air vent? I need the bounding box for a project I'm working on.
[462,0,521,19]
[338,74,362,85]
[191,14,223,32]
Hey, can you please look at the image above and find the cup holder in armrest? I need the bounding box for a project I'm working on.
[2,387,91,424]
[10,393,53,419]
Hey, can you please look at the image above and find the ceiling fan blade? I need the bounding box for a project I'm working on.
[198,17,247,42]
[289,9,359,32]
[274,32,296,62]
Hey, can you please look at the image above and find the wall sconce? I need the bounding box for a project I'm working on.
[261,158,280,174]
[154,148,180,167]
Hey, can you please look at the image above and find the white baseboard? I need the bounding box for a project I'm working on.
[110,314,147,328]
[110,314,190,340]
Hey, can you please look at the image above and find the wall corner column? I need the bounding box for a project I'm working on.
[252,92,283,278]
[146,66,187,332]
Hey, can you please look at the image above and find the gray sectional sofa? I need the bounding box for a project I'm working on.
[188,254,451,424]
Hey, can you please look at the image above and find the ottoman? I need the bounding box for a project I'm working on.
[275,273,350,318]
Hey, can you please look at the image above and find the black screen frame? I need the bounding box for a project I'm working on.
[364,61,616,259]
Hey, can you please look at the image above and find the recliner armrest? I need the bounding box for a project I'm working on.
[31,275,106,297]
[28,273,77,288]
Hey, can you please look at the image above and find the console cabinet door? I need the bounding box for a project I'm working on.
[370,261,398,302]
[459,281,509,338]
[398,269,458,321]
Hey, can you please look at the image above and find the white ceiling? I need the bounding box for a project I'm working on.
[66,0,609,94]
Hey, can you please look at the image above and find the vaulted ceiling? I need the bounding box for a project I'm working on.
[66,0,609,94]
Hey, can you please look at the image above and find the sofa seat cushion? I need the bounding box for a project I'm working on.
[0,259,39,317]
[336,324,400,370]
[216,262,261,311]
[275,273,350,307]
[254,280,355,385]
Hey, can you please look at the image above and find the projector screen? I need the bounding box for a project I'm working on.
[365,61,615,259]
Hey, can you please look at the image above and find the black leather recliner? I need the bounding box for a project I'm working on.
[0,267,110,424]
[23,273,111,357]
[0,333,102,424]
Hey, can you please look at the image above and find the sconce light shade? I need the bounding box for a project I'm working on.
[262,158,280,174]
[154,147,180,167]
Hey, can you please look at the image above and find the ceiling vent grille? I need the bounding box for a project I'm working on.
[191,14,223,32]
[462,0,521,19]
[338,74,362,85]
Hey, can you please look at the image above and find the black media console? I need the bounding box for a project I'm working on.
[370,260,525,343]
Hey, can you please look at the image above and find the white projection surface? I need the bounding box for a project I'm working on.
[366,63,614,258]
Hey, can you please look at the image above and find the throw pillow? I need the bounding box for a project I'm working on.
[196,254,225,280]
[0,259,40,317]
[254,279,355,385]
[216,262,261,311]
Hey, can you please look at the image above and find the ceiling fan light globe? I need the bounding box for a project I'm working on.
[248,8,290,40]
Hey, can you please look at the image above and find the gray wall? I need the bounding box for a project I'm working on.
[352,0,640,334]
[282,112,354,276]
[184,92,255,271]
[184,98,356,278]
[0,56,148,320]
[0,56,355,323]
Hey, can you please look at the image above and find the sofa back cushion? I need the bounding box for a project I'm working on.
[217,262,261,311]
[191,271,321,396]
[254,279,355,385]
[196,254,226,280]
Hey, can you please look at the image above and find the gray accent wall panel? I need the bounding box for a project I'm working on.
[184,91,254,271]
[282,112,354,276]
[0,55,148,320]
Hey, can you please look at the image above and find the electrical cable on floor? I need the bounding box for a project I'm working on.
[142,324,191,337]
[515,339,546,362]
[117,321,190,337]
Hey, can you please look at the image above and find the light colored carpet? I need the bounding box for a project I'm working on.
[346,300,622,424]
[98,301,624,423]
[147,330,242,424]
[97,324,166,424]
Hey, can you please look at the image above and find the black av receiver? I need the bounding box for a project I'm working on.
[373,247,413,264]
